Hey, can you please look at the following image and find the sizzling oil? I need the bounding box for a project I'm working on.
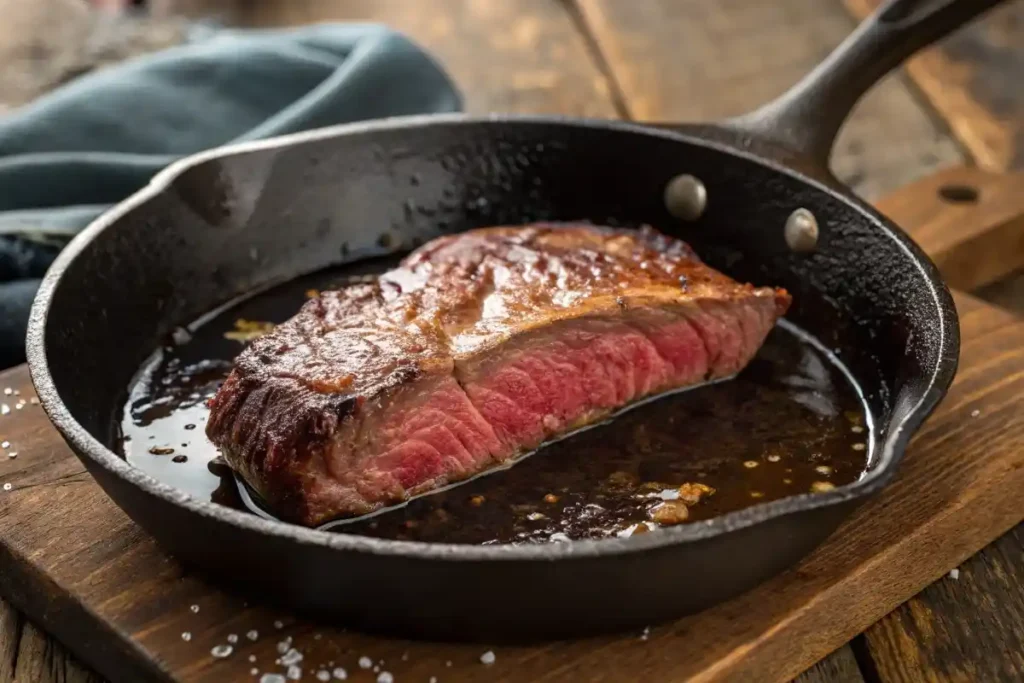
[121,267,871,545]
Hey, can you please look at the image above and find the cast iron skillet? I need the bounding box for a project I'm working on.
[27,0,1003,641]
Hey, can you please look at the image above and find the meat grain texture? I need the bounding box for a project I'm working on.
[206,224,790,526]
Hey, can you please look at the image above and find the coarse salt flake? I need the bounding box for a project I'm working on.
[480,651,496,665]
[332,667,347,680]
[211,644,233,658]
[316,670,331,682]
[287,665,302,680]
[359,656,373,669]
[280,648,303,666]
[247,629,259,641]
[377,672,394,683]
[949,568,960,580]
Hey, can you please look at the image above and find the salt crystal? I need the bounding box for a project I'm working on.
[247,629,259,641]
[480,651,496,665]
[2,404,10,415]
[260,675,287,683]
[277,638,292,654]
[332,667,348,680]
[429,678,437,683]
[249,655,257,663]
[3,388,10,395]
[280,648,303,666]
[949,568,960,580]
[251,669,259,676]
[12,390,18,396]
[287,665,302,680]
[641,626,650,641]
[211,644,233,658]
[228,634,239,644]
[314,632,323,640]
[190,604,200,613]
[401,652,408,661]
[15,402,23,410]
[7,452,16,459]
[1,441,8,448]
[274,620,284,629]
[181,632,192,642]
[445,660,452,667]
[317,671,331,682]
[359,656,373,669]
[29,397,39,405]
[377,672,394,683]
[971,409,981,418]
[373,666,380,673]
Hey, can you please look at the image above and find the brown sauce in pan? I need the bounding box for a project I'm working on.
[121,267,872,545]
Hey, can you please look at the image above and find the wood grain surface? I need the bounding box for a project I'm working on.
[862,524,1024,682]
[845,0,1024,172]
[239,0,618,118]
[574,0,965,199]
[874,165,1024,291]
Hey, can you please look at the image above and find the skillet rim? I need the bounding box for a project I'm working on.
[25,112,959,561]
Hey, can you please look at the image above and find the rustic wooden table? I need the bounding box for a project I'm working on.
[1,1,1022,681]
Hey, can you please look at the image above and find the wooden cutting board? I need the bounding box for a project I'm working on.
[0,166,1022,683]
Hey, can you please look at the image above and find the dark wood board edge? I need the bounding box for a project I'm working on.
[863,523,1024,682]
[0,538,171,683]
[795,645,866,683]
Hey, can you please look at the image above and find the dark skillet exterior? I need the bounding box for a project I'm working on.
[25,115,958,640]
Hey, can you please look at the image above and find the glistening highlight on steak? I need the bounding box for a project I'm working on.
[204,224,791,526]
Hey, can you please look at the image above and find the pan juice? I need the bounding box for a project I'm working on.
[120,266,872,544]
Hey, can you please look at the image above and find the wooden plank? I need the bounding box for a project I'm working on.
[795,646,866,683]
[575,0,966,199]
[845,0,1024,172]
[978,270,1024,315]
[0,0,187,112]
[1,285,1022,682]
[235,0,618,118]
[874,165,1024,291]
[863,524,1024,682]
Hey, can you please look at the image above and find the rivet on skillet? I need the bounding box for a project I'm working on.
[663,174,707,221]
[785,208,819,253]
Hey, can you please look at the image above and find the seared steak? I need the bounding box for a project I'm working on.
[206,224,790,526]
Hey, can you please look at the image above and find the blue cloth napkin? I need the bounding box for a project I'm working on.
[0,22,461,369]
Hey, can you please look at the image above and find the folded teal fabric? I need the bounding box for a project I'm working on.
[0,22,461,368]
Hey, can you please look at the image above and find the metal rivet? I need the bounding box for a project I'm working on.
[664,174,707,221]
[785,208,819,252]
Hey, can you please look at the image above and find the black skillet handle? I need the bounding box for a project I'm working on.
[726,0,1008,169]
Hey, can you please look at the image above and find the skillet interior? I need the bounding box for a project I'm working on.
[27,116,957,639]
